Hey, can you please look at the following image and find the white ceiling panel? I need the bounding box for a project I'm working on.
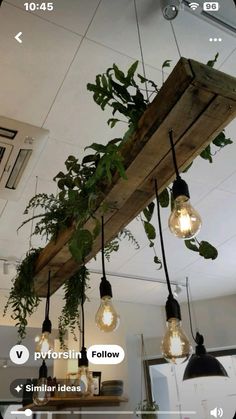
[87,0,179,70]
[219,48,236,76]
[87,271,170,305]
[186,120,236,187]
[31,137,84,181]
[0,3,81,126]
[0,176,54,248]
[177,269,236,301]
[172,10,236,66]
[218,170,236,194]
[6,0,101,36]
[179,234,236,280]
[44,38,163,146]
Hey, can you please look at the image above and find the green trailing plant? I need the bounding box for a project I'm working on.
[6,56,233,341]
[3,248,42,341]
[58,266,90,349]
[136,399,159,419]
[104,228,140,261]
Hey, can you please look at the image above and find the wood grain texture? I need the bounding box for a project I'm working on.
[32,57,236,297]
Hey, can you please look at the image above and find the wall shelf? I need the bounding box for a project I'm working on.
[31,57,236,297]
[20,395,128,411]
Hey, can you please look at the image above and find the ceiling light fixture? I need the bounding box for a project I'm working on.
[95,216,120,332]
[154,179,191,364]
[35,271,53,356]
[160,0,180,20]
[183,278,228,380]
[168,129,202,239]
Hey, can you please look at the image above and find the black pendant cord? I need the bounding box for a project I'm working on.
[154,179,173,298]
[101,216,106,279]
[45,270,51,319]
[169,129,181,180]
[186,277,199,344]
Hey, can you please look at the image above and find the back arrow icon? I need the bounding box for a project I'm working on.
[15,32,23,44]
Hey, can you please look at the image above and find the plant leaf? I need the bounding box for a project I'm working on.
[162,59,171,69]
[154,255,162,269]
[144,221,156,240]
[199,241,218,260]
[200,145,212,163]
[159,188,169,208]
[206,53,219,68]
[184,239,199,252]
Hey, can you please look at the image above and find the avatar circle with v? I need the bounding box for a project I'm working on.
[10,345,30,365]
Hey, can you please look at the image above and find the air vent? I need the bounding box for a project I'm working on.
[0,127,17,140]
[0,116,49,200]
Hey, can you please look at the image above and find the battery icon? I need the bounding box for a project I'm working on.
[203,2,220,11]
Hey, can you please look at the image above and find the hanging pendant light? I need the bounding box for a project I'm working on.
[183,278,228,380]
[154,179,191,364]
[35,271,53,356]
[77,265,93,395]
[168,130,202,239]
[33,360,50,406]
[183,332,228,380]
[95,216,120,332]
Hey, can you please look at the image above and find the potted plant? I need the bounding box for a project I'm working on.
[136,399,159,419]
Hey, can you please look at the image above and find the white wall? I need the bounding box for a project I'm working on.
[180,294,236,349]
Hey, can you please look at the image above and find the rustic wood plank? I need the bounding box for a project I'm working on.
[19,396,129,411]
[32,58,236,297]
[190,59,236,101]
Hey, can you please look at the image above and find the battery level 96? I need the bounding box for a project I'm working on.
[203,2,220,11]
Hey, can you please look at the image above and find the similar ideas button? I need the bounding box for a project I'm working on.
[87,345,125,364]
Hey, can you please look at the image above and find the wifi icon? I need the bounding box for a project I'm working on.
[189,2,200,10]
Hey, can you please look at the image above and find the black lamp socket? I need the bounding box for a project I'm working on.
[172,177,190,200]
[42,316,52,334]
[195,332,207,355]
[39,360,48,379]
[79,347,89,367]
[165,295,181,321]
[100,276,112,299]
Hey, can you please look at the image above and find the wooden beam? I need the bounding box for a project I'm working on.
[32,57,236,296]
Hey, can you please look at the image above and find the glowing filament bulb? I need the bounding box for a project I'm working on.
[35,332,53,355]
[169,195,202,239]
[161,318,191,365]
[95,296,120,332]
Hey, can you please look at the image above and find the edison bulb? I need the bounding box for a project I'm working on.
[168,195,202,239]
[161,318,191,364]
[95,296,120,332]
[33,377,50,406]
[35,332,53,355]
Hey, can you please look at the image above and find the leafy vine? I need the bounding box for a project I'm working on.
[4,248,42,341]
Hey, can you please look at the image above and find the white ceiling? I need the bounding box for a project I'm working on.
[0,0,236,306]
